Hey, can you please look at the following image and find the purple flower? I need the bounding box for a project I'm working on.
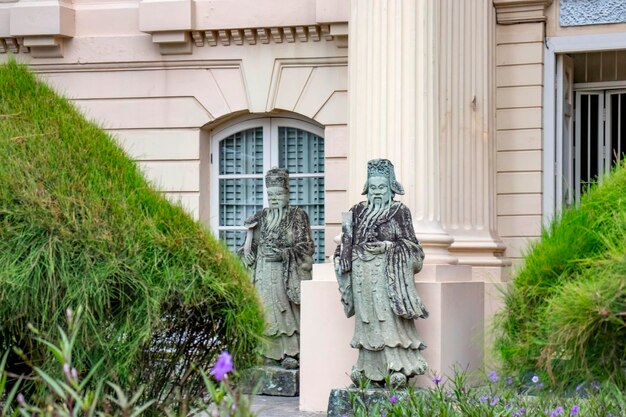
[488,370,499,383]
[389,395,398,405]
[570,405,579,415]
[479,395,489,403]
[531,375,540,384]
[536,382,544,389]
[512,407,526,417]
[431,373,442,385]
[575,383,584,392]
[550,406,564,417]
[16,393,26,407]
[490,396,499,406]
[506,376,514,385]
[210,351,234,381]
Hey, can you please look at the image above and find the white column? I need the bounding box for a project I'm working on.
[348,0,456,264]
[438,0,510,272]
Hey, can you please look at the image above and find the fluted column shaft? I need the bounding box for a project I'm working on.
[438,0,509,268]
[348,0,456,264]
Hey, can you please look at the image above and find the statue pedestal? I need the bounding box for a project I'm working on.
[240,366,299,397]
[300,263,484,412]
[327,387,411,417]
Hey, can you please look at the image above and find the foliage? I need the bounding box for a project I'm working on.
[349,369,626,417]
[0,307,256,417]
[0,59,265,410]
[494,158,626,387]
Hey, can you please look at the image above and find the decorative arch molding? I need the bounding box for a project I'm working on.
[30,57,347,130]
[265,57,348,125]
[205,111,325,136]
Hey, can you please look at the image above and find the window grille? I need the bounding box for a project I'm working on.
[213,119,326,264]
[570,89,626,204]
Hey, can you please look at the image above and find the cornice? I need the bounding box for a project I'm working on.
[493,0,553,24]
[1,0,75,58]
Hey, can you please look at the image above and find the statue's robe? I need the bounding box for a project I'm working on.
[336,201,428,381]
[243,206,314,361]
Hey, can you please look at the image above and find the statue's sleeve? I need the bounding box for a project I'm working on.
[239,211,262,269]
[283,208,314,305]
[334,207,356,317]
[385,204,429,320]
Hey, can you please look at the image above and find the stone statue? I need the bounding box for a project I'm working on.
[241,167,314,370]
[334,159,428,387]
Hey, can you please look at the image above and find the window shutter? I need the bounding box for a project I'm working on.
[218,127,264,251]
[278,127,326,263]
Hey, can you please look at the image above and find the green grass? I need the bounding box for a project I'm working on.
[495,159,626,387]
[0,59,265,408]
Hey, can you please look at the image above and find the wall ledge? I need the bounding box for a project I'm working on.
[6,0,74,58]
[493,0,553,24]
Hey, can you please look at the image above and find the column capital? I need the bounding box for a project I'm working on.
[492,0,553,24]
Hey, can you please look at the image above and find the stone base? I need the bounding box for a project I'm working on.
[327,387,410,417]
[240,366,299,397]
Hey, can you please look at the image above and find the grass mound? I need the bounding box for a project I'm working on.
[496,160,626,387]
[0,60,264,406]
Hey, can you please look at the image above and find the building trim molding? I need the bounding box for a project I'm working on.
[492,0,553,24]
[543,32,626,225]
[4,0,75,58]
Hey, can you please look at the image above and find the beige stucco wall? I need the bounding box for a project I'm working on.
[1,0,349,243]
[494,0,626,266]
[495,22,544,266]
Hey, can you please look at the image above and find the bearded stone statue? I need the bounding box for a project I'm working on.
[241,167,314,370]
[334,159,428,387]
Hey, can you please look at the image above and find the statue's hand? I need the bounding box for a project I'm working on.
[364,241,388,255]
[243,253,255,266]
[264,246,283,262]
[340,258,352,273]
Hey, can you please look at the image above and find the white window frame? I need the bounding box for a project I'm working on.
[543,33,626,225]
[209,115,325,256]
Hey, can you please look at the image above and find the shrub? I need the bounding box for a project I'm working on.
[495,158,626,387]
[1,307,257,417]
[0,59,265,411]
[347,369,626,417]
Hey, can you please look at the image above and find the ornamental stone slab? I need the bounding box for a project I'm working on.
[560,0,626,26]
[240,366,299,397]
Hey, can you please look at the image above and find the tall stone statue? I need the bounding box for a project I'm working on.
[241,167,314,370]
[334,159,428,387]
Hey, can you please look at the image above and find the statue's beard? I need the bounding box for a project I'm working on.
[366,194,391,222]
[266,206,285,232]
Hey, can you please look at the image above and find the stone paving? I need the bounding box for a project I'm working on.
[251,396,326,417]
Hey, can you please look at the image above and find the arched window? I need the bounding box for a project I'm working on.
[211,117,325,263]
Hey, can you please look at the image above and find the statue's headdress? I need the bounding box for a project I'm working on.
[265,167,289,189]
[361,158,405,195]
